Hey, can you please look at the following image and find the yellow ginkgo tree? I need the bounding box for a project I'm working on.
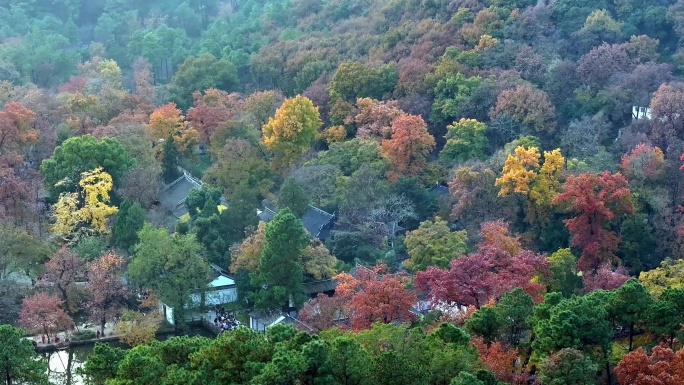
[262,95,322,169]
[639,258,684,298]
[495,146,564,228]
[52,167,118,243]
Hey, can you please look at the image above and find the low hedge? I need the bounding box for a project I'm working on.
[72,330,96,341]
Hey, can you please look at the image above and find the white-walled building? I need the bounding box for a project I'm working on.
[159,268,238,325]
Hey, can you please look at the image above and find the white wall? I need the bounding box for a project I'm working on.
[190,287,237,307]
[159,302,174,325]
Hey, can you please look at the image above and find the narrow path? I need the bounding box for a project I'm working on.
[25,322,119,350]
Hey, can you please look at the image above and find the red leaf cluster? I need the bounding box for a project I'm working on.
[552,172,634,272]
[298,293,345,332]
[582,264,631,293]
[333,265,417,331]
[415,244,550,308]
[85,252,128,334]
[621,144,665,182]
[471,336,528,384]
[58,76,88,94]
[615,347,684,385]
[19,292,74,338]
[0,102,37,220]
[42,246,87,307]
[186,89,244,143]
[354,98,405,140]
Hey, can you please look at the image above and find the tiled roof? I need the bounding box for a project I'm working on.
[257,207,276,222]
[160,173,202,218]
[301,206,335,238]
[258,200,335,240]
[430,182,449,196]
[249,310,282,326]
[281,314,316,333]
[303,279,337,294]
[249,312,316,333]
[172,205,189,218]
[160,172,229,219]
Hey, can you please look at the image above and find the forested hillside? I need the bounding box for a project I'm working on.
[2,0,684,384]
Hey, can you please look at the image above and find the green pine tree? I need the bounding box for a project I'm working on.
[112,199,146,253]
[250,208,309,311]
[161,136,181,183]
[278,178,310,217]
[219,185,259,246]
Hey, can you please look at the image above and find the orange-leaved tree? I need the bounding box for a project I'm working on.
[620,144,665,184]
[334,265,417,331]
[381,114,435,181]
[0,101,37,155]
[0,101,37,220]
[479,220,522,256]
[229,222,266,274]
[471,336,528,384]
[615,346,684,385]
[147,102,198,151]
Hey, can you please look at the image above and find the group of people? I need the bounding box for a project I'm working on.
[213,305,241,333]
[33,334,63,347]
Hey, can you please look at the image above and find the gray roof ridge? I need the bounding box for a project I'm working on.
[163,175,186,191]
[307,204,334,218]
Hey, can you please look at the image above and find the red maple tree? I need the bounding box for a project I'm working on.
[471,336,528,384]
[19,292,74,340]
[333,265,417,331]
[615,346,684,385]
[0,102,37,221]
[552,171,635,272]
[0,154,32,220]
[85,252,128,335]
[415,245,550,308]
[58,76,88,93]
[582,264,631,293]
[298,293,345,332]
[620,144,665,183]
[354,98,406,140]
[42,246,87,312]
[186,89,243,143]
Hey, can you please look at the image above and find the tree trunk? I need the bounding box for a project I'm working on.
[58,285,68,304]
[628,323,634,352]
[6,364,12,385]
[65,349,73,385]
[604,350,612,385]
[523,334,535,368]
